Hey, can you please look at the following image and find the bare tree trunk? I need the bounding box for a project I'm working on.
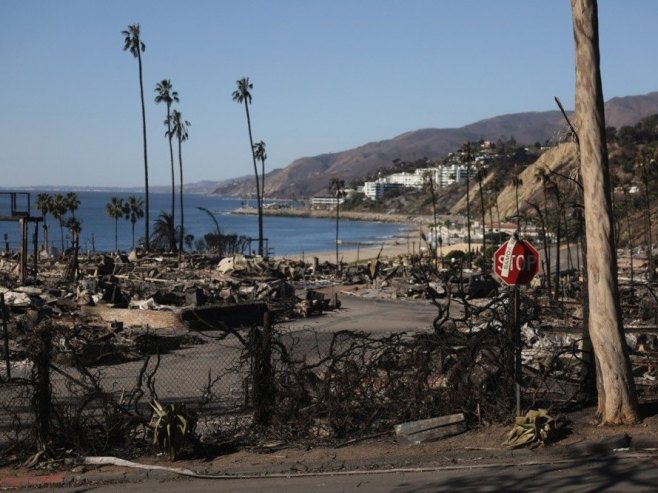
[477,168,487,273]
[571,0,639,424]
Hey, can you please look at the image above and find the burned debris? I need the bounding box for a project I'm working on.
[0,245,657,462]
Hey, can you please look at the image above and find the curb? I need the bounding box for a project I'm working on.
[0,472,66,489]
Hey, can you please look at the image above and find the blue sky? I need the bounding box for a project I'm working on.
[1,0,657,188]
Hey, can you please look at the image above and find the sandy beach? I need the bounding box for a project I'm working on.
[239,207,471,264]
[277,225,470,264]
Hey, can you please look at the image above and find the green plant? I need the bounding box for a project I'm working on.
[504,408,564,449]
[150,399,197,460]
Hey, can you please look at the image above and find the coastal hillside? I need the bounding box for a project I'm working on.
[213,91,658,198]
[495,143,579,220]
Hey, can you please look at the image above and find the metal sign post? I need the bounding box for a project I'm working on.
[492,235,540,417]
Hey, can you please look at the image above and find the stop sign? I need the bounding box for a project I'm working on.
[492,239,540,286]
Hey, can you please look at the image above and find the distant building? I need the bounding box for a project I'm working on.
[437,164,473,187]
[362,181,406,200]
[311,196,344,209]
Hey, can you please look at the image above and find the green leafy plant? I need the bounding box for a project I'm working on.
[149,399,197,460]
[504,408,565,449]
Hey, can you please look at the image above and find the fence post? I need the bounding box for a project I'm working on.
[1,294,9,380]
[33,325,52,449]
[252,310,274,427]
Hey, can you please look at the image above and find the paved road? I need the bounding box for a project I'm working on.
[54,454,658,492]
[287,294,438,334]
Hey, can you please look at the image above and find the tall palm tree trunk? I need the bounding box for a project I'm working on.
[335,200,340,273]
[59,223,64,252]
[244,101,263,256]
[166,103,176,252]
[571,0,638,423]
[138,51,150,251]
[466,169,472,267]
[260,158,265,213]
[178,136,185,255]
[44,224,49,253]
[114,219,119,252]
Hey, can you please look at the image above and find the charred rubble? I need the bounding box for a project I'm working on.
[0,248,657,460]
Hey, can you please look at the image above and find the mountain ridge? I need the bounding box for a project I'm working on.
[213,91,658,198]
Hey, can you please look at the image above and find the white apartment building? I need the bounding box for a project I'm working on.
[384,168,440,189]
[437,164,473,188]
[363,181,406,200]
[311,196,345,208]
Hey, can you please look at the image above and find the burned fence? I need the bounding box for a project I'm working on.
[0,319,247,456]
[2,271,658,458]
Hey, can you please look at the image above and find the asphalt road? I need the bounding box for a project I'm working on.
[53,454,658,492]
[286,294,439,334]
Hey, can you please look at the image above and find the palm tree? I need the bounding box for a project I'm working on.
[329,178,345,275]
[106,197,126,252]
[64,192,80,217]
[63,216,82,281]
[155,79,179,251]
[122,24,150,251]
[197,206,221,236]
[253,140,267,206]
[50,193,67,252]
[167,109,190,255]
[232,77,263,256]
[150,212,176,252]
[36,193,51,252]
[126,195,144,249]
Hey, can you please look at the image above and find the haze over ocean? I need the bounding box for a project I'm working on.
[0,191,406,257]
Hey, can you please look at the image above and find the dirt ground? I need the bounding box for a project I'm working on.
[3,405,656,482]
[148,405,657,476]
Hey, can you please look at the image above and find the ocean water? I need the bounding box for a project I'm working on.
[0,191,408,256]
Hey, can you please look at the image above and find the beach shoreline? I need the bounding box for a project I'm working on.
[234,207,471,263]
[276,231,470,264]
[232,206,434,225]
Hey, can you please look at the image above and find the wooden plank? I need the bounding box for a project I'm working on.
[394,413,466,445]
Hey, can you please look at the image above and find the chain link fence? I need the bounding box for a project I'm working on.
[1,278,657,458]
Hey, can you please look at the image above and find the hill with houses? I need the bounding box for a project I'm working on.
[212,91,658,199]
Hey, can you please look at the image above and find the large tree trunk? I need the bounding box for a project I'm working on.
[571,0,639,424]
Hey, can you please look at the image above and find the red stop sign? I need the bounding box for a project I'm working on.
[492,239,540,286]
